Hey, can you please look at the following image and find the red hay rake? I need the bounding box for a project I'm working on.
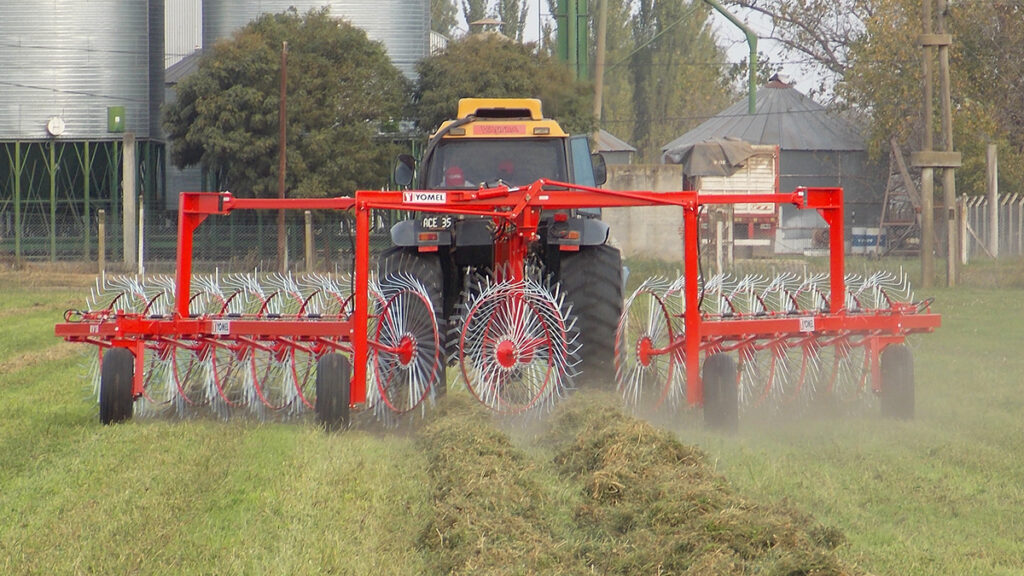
[56,181,940,430]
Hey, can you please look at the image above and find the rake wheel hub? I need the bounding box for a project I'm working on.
[396,334,416,366]
[637,336,654,367]
[495,338,519,369]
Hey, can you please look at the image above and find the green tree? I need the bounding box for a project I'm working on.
[413,34,595,134]
[839,0,1024,196]
[495,0,530,41]
[600,0,735,160]
[731,0,866,94]
[729,0,1024,196]
[432,0,460,37]
[163,8,409,198]
[462,0,489,28]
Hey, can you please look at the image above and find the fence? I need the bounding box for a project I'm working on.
[0,201,398,274]
[958,193,1024,262]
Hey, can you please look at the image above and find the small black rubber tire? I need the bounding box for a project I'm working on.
[703,353,739,433]
[100,348,135,425]
[880,344,914,420]
[558,244,624,383]
[379,246,447,396]
[316,353,352,431]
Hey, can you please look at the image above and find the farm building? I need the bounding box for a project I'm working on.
[594,130,637,166]
[661,76,887,254]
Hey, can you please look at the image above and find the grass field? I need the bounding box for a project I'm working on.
[1,261,1022,575]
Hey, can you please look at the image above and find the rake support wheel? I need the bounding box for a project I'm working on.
[100,347,135,425]
[316,353,351,430]
[880,344,914,420]
[703,353,738,433]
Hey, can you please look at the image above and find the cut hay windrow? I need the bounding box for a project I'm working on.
[417,393,865,575]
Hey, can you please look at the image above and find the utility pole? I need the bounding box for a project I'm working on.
[987,143,998,258]
[123,132,136,267]
[936,0,959,286]
[911,0,960,288]
[278,41,288,274]
[592,0,607,122]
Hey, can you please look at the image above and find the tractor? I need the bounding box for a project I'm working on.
[387,98,623,381]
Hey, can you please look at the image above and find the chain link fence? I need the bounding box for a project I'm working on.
[1,204,399,274]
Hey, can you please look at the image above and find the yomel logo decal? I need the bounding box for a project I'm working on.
[403,191,447,204]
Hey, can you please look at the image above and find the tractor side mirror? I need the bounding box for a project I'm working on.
[591,152,607,186]
[394,154,416,187]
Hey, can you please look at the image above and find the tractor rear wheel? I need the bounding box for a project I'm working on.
[880,344,914,420]
[559,244,623,385]
[315,353,351,431]
[379,247,447,396]
[703,353,738,433]
[100,348,135,425]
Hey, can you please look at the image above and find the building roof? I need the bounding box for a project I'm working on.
[661,80,865,154]
[165,49,202,85]
[594,129,636,153]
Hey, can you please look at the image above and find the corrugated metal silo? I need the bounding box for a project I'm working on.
[203,0,429,78]
[0,0,165,140]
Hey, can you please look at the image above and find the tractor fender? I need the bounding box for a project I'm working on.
[579,218,611,246]
[547,217,610,248]
[390,219,418,247]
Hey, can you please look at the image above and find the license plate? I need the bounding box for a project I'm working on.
[421,215,453,230]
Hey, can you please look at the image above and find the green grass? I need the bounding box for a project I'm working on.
[679,271,1024,575]
[0,274,432,574]
[2,260,1023,574]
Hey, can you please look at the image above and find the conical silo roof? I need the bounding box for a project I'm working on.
[661,79,865,155]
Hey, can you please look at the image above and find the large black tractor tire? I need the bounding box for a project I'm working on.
[100,348,135,425]
[559,244,624,386]
[703,353,739,433]
[378,246,447,396]
[880,344,914,420]
[316,353,352,431]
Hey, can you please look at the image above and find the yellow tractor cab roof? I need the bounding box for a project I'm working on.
[433,97,568,139]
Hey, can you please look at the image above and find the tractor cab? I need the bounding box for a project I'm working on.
[393,98,605,191]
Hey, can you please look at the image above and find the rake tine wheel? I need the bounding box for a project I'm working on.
[370,274,442,419]
[246,344,299,421]
[615,278,679,412]
[136,342,178,417]
[736,339,822,414]
[208,344,250,420]
[456,276,578,415]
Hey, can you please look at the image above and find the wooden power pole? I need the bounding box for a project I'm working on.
[912,0,961,288]
[592,0,607,122]
[278,41,288,274]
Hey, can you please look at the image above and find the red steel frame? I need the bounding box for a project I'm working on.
[55,180,940,410]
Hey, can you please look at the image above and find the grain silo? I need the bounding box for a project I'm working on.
[0,0,165,262]
[202,0,430,78]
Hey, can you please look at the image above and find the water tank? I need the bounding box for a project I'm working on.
[203,0,429,78]
[0,0,164,140]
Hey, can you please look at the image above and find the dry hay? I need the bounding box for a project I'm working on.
[416,393,865,575]
[544,394,859,575]
[417,394,586,574]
